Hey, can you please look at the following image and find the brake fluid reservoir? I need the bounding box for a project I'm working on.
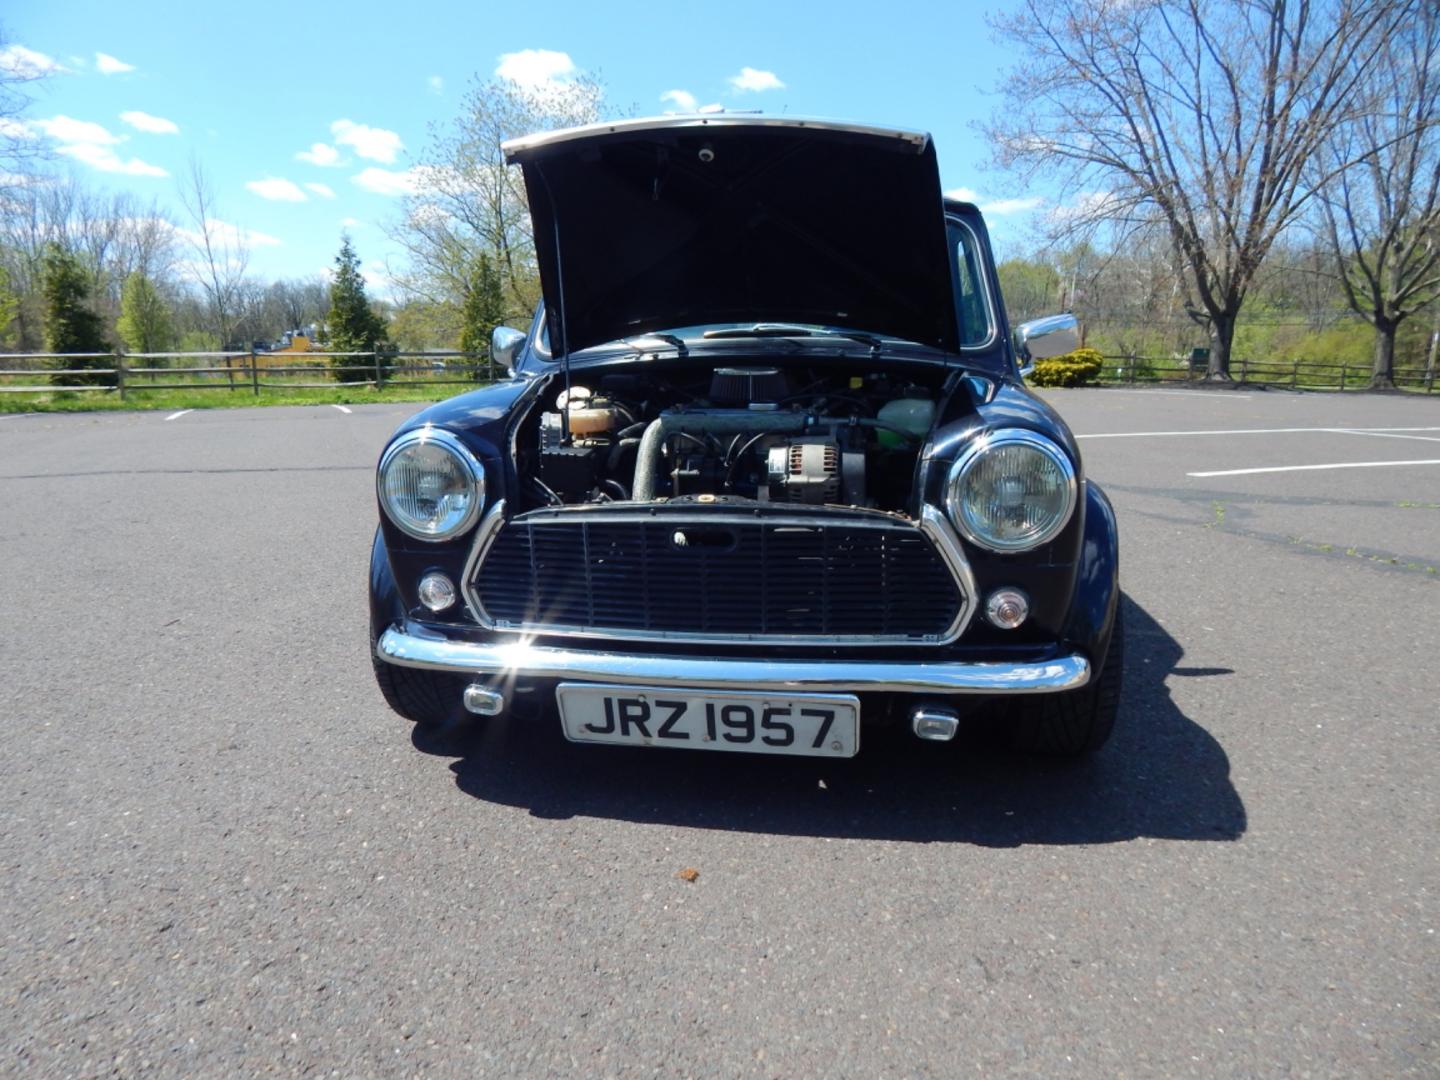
[876,398,935,447]
[566,406,618,436]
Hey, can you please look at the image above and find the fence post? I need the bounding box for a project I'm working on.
[115,349,126,400]
[1240,357,1248,382]
[1339,365,1347,392]
[1292,360,1299,390]
[373,351,384,390]
[250,349,260,396]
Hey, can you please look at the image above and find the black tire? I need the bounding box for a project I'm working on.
[1007,608,1124,757]
[370,617,472,729]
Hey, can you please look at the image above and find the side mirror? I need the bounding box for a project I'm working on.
[490,326,526,374]
[1013,314,1080,377]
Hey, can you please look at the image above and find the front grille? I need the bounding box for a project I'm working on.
[469,511,965,643]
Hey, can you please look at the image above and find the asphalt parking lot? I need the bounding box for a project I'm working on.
[2,387,1437,1076]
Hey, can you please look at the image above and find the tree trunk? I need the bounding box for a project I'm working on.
[1206,313,1235,381]
[1370,321,1397,390]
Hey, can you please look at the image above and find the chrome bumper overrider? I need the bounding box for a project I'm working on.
[376,626,1090,695]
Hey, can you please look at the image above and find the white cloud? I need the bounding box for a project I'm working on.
[120,110,179,135]
[340,217,363,227]
[95,52,135,75]
[57,143,167,177]
[728,67,784,93]
[0,118,35,140]
[660,89,697,112]
[331,119,403,163]
[495,48,575,89]
[295,142,342,167]
[246,177,308,202]
[427,75,444,95]
[945,187,1043,216]
[1048,190,1122,224]
[33,115,122,145]
[351,166,421,196]
[26,114,167,176]
[177,219,282,250]
[0,44,64,78]
[981,196,1043,216]
[305,182,336,199]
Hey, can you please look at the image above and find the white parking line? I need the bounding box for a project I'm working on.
[1097,388,1253,399]
[1332,429,1440,444]
[1189,459,1440,478]
[1078,426,1440,440]
[164,410,192,422]
[330,404,352,414]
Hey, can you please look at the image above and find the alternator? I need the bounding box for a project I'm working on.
[767,438,841,504]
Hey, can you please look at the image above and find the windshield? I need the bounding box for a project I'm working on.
[949,216,996,349]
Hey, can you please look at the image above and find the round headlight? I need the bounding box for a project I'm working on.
[378,428,485,541]
[946,430,1076,552]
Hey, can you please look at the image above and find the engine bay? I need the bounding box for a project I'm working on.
[515,362,955,515]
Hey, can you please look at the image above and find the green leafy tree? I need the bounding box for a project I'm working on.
[0,263,18,347]
[393,73,604,324]
[327,235,388,380]
[459,253,505,378]
[41,244,111,385]
[116,271,174,354]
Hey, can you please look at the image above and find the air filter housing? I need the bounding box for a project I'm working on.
[709,366,788,408]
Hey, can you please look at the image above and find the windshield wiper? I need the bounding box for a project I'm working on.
[621,333,688,357]
[703,324,884,355]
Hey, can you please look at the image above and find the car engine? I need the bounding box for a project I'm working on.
[518,363,943,514]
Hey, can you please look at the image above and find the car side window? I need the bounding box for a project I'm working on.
[949,219,994,348]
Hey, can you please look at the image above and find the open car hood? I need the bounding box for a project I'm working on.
[503,116,961,357]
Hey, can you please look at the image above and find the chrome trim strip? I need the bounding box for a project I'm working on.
[920,503,978,642]
[377,627,1091,696]
[503,116,930,160]
[461,504,977,647]
[460,497,510,626]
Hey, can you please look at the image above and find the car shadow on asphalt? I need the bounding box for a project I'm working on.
[412,595,1246,846]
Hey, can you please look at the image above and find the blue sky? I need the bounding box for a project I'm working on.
[4,0,1046,294]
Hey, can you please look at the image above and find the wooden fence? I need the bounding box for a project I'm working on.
[0,349,496,398]
[1100,355,1437,393]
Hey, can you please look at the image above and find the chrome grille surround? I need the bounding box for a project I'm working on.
[461,500,976,646]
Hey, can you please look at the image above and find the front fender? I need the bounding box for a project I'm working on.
[1063,480,1120,660]
[369,526,404,636]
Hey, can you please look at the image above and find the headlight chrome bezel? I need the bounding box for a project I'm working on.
[945,429,1078,553]
[377,427,486,542]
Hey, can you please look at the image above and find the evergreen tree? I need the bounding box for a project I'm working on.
[41,244,111,385]
[116,272,174,355]
[459,252,505,380]
[327,235,387,380]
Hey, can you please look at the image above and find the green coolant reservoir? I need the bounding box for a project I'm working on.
[876,397,935,447]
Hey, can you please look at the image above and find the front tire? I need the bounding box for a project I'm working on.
[1008,609,1124,757]
[370,617,472,728]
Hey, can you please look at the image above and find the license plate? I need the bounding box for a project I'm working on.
[555,684,860,758]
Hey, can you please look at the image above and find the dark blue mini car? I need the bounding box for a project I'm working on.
[370,115,1121,759]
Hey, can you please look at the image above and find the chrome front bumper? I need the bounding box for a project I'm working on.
[375,626,1090,696]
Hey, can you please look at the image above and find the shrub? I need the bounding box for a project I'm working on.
[1028,347,1104,387]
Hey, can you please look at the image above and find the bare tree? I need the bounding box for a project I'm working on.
[0,27,53,188]
[988,0,1411,379]
[392,74,603,326]
[1314,6,1440,388]
[267,276,328,335]
[176,157,249,347]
